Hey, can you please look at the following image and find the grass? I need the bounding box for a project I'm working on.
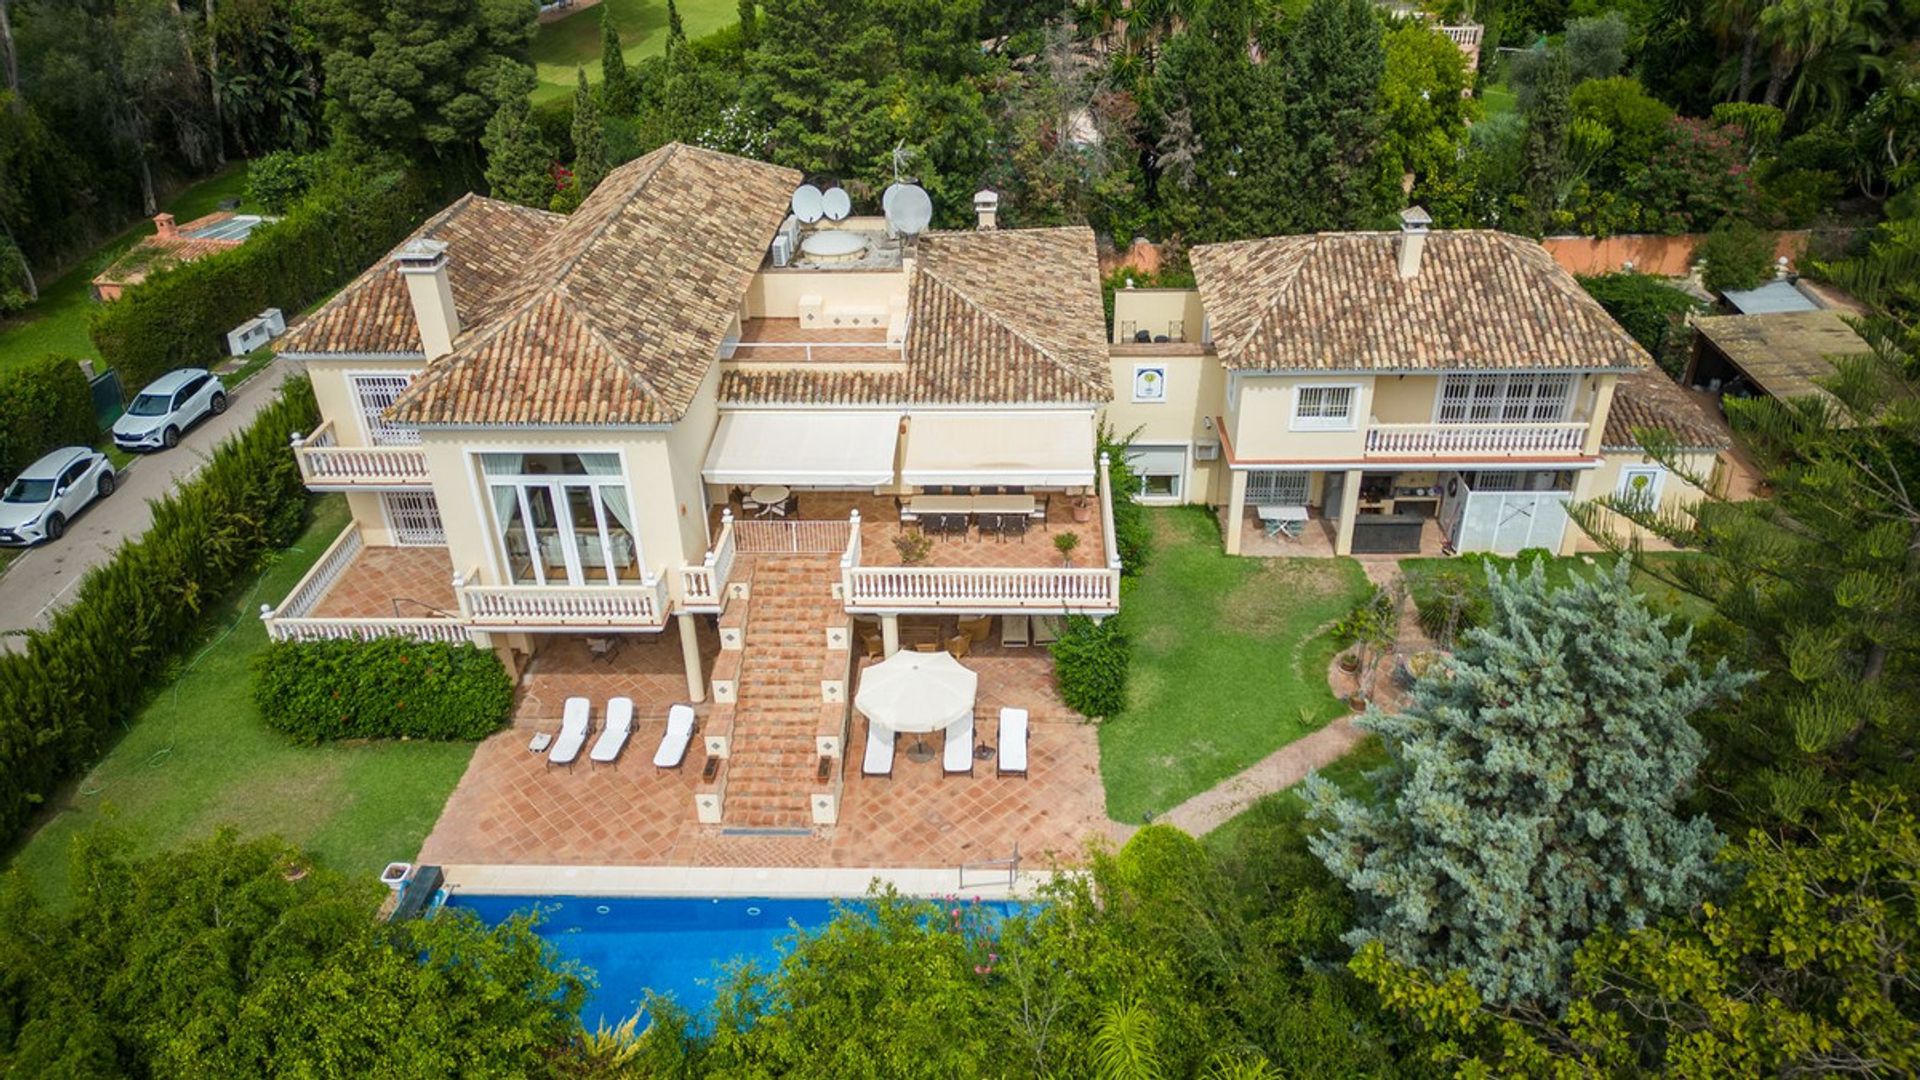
[1480,80,1517,123]
[1399,549,1715,642]
[1203,735,1389,856]
[1098,507,1373,824]
[0,163,256,374]
[531,0,736,103]
[5,495,477,905]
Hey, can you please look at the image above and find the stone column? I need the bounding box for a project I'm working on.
[881,614,900,656]
[1224,469,1249,555]
[1334,468,1364,555]
[677,612,706,703]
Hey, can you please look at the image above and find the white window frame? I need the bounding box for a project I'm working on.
[1434,373,1576,425]
[1246,470,1311,505]
[349,371,422,446]
[474,450,644,589]
[1290,383,1360,432]
[1125,444,1188,503]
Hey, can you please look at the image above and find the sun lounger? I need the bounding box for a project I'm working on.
[1031,615,1062,645]
[1000,614,1031,647]
[863,722,895,777]
[653,704,695,768]
[944,713,975,776]
[548,697,591,769]
[998,707,1028,777]
[591,696,634,765]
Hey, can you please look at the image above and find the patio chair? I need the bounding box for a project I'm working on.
[547,697,592,769]
[978,485,1001,495]
[945,633,971,659]
[591,696,634,765]
[1030,494,1050,522]
[957,615,992,645]
[944,712,975,776]
[863,632,885,660]
[863,722,895,777]
[1000,514,1029,541]
[998,707,1029,777]
[653,703,696,769]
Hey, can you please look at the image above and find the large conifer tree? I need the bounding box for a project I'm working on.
[480,96,552,208]
[1307,560,1750,1007]
[1279,0,1388,230]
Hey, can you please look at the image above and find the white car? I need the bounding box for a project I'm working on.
[0,447,116,546]
[112,368,227,451]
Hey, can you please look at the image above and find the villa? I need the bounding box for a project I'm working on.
[266,142,1730,858]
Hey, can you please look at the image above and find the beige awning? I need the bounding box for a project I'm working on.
[703,410,901,487]
[901,410,1096,488]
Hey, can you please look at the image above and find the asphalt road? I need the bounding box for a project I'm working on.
[0,358,297,652]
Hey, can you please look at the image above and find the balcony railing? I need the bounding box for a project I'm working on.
[1365,421,1589,457]
[457,568,670,629]
[839,455,1123,614]
[260,522,471,643]
[292,420,430,489]
[1439,23,1483,47]
[679,513,737,612]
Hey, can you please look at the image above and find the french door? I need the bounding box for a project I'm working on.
[482,452,639,588]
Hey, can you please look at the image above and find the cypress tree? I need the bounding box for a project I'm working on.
[738,0,758,49]
[1306,560,1751,1007]
[667,0,685,55]
[600,12,635,116]
[571,68,609,197]
[1279,0,1388,230]
[1521,48,1574,236]
[481,97,554,208]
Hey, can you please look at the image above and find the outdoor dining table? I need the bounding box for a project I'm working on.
[1257,503,1308,537]
[908,494,1038,516]
[746,484,791,517]
[973,494,1037,515]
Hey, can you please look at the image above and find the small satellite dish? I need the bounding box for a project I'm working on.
[883,183,933,236]
[790,184,825,223]
[821,186,851,221]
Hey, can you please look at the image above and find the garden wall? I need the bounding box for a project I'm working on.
[1539,231,1815,276]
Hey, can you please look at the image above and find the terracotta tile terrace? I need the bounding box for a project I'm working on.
[715,490,1110,572]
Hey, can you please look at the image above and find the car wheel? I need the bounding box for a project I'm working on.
[163,426,180,449]
[97,472,115,497]
[209,392,228,415]
[45,513,65,541]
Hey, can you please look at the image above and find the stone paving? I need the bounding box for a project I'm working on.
[512,624,717,723]
[308,544,457,619]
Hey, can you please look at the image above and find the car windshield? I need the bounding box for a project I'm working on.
[128,392,172,417]
[3,478,55,504]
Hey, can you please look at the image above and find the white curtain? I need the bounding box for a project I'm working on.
[578,455,635,533]
[480,452,526,476]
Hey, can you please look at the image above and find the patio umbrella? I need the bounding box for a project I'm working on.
[854,649,979,734]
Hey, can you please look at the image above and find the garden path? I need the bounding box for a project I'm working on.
[1154,717,1367,836]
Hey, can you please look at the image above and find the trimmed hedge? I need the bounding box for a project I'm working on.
[253,637,514,744]
[0,378,318,844]
[0,355,96,486]
[90,164,431,388]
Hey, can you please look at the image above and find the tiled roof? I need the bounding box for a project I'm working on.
[1191,230,1650,372]
[390,144,801,425]
[277,196,562,356]
[721,226,1111,407]
[93,212,248,288]
[1603,369,1732,451]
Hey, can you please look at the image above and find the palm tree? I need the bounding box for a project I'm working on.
[1757,0,1888,116]
[1701,0,1764,100]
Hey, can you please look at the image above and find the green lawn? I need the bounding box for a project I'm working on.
[5,495,477,905]
[0,163,256,374]
[1099,508,1372,824]
[1480,80,1517,122]
[1399,550,1714,640]
[1203,735,1389,856]
[531,0,736,103]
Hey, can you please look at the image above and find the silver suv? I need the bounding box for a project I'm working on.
[0,447,116,546]
[113,368,227,451]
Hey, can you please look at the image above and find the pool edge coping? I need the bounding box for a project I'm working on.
[436,863,1066,900]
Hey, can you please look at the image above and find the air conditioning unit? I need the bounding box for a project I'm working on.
[226,316,271,357]
[258,307,286,335]
[1193,441,1221,461]
[770,233,793,267]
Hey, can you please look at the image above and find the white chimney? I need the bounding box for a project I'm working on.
[973,189,999,231]
[1397,206,1433,280]
[393,239,459,359]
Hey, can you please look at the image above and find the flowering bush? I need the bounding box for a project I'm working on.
[1623,117,1757,233]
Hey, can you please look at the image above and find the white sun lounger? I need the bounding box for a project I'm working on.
[998,707,1028,776]
[944,712,975,776]
[863,722,894,777]
[548,697,591,769]
[590,696,634,765]
[653,704,695,768]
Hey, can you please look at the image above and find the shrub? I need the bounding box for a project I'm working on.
[1098,421,1153,575]
[90,163,431,386]
[254,637,514,743]
[0,378,318,843]
[1698,220,1775,293]
[0,354,97,486]
[1578,271,1704,377]
[1051,613,1129,719]
[1624,118,1757,234]
[1570,77,1673,163]
[244,149,324,214]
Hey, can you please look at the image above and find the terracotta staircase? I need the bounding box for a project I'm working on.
[720,556,851,828]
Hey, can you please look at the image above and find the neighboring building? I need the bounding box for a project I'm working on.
[1102,208,1740,557]
[91,211,272,301]
[1687,309,1870,407]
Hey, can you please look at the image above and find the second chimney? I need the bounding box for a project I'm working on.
[973,189,999,231]
[1397,206,1433,280]
[393,239,460,359]
[154,213,178,240]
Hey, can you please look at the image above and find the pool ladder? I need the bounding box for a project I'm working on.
[957,843,1020,892]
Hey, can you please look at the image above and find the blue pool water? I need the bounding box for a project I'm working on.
[446,894,1024,1026]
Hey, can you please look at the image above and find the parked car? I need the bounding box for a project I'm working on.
[0,447,116,546]
[112,368,227,451]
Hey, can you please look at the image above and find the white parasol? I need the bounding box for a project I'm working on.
[854,650,979,734]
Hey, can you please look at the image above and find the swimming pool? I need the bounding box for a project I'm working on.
[445,893,1024,1026]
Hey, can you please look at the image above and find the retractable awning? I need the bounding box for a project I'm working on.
[901,411,1097,488]
[702,411,901,486]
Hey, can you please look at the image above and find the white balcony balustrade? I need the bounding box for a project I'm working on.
[292,420,431,489]
[1365,421,1589,457]
[457,569,670,630]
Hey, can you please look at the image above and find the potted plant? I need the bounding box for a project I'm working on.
[1071,489,1094,523]
[1054,530,1081,566]
[893,529,933,565]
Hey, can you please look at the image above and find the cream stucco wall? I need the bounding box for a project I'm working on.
[1100,346,1227,504]
[1581,446,1720,548]
[744,269,909,326]
[1111,289,1208,345]
[1228,374,1377,461]
[298,356,425,544]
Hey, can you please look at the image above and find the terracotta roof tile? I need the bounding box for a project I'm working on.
[389,144,801,425]
[277,196,562,356]
[1604,369,1733,451]
[1191,230,1649,372]
[721,227,1110,407]
[92,211,253,289]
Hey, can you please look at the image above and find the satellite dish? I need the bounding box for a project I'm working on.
[883,183,933,236]
[821,186,851,221]
[790,184,825,224]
